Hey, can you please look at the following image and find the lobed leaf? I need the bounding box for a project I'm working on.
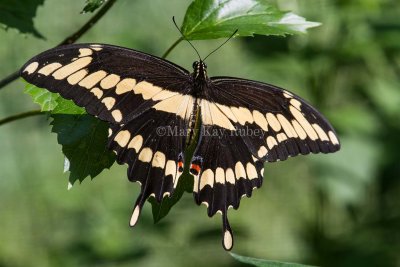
[0,0,44,38]
[24,83,113,185]
[181,0,321,40]
[24,83,59,112]
[50,114,115,185]
[230,253,317,267]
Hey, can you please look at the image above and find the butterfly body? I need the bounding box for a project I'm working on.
[20,43,340,251]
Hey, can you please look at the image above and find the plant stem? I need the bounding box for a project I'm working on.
[0,0,118,90]
[59,0,117,45]
[0,110,43,127]
[162,37,183,59]
[0,72,20,89]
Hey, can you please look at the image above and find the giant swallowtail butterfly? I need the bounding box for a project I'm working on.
[20,43,340,250]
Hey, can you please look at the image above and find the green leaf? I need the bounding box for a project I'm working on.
[81,0,105,13]
[52,98,86,115]
[24,83,59,112]
[0,0,44,38]
[24,83,85,114]
[230,253,317,267]
[181,0,321,40]
[50,114,115,185]
[24,83,113,185]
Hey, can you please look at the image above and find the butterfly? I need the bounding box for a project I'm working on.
[20,43,340,250]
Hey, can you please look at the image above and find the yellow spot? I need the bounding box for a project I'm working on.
[292,120,307,140]
[290,106,318,140]
[153,94,189,119]
[200,169,214,190]
[231,107,254,125]
[152,151,166,168]
[277,133,288,142]
[128,135,143,152]
[108,128,112,137]
[23,62,39,74]
[114,130,131,147]
[328,131,340,145]
[138,147,153,163]
[152,90,179,101]
[78,70,107,89]
[266,136,278,149]
[283,90,293,98]
[174,172,182,188]
[193,174,199,193]
[129,205,140,227]
[209,102,234,129]
[165,160,176,177]
[257,146,268,158]
[23,62,39,75]
[246,163,258,180]
[100,74,120,89]
[201,201,209,208]
[234,162,246,179]
[199,99,212,125]
[111,109,122,122]
[312,123,329,141]
[38,63,62,76]
[101,97,116,110]
[207,102,235,130]
[90,44,103,51]
[266,113,282,132]
[290,99,302,110]
[277,114,298,138]
[176,95,193,120]
[223,230,233,251]
[78,48,93,57]
[215,167,225,184]
[90,87,103,99]
[116,78,136,95]
[215,103,238,123]
[253,110,268,131]
[225,168,235,184]
[52,57,92,80]
[134,81,162,100]
[67,69,88,85]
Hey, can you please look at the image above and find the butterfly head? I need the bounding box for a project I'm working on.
[192,60,208,80]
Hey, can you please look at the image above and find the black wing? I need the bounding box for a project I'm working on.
[20,43,192,124]
[190,77,340,250]
[20,43,195,226]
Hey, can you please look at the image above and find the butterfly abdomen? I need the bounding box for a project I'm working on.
[186,98,200,147]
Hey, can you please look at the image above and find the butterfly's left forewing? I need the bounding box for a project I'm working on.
[20,44,191,123]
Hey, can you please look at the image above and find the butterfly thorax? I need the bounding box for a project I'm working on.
[191,60,209,98]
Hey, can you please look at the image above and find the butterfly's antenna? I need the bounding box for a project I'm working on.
[203,29,238,61]
[172,16,201,60]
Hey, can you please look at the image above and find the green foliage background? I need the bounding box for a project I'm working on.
[0,0,399,266]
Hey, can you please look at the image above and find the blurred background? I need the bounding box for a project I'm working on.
[0,0,399,266]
